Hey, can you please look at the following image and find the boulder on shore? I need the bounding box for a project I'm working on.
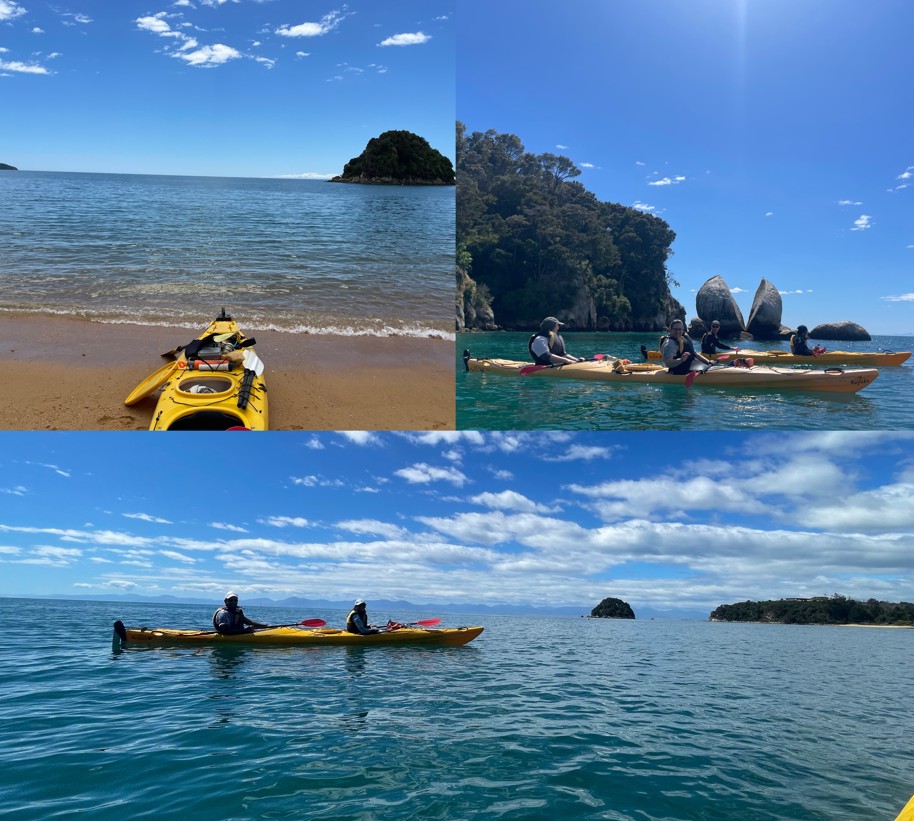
[810,321,871,341]
[695,276,745,337]
[746,279,783,339]
[590,597,636,619]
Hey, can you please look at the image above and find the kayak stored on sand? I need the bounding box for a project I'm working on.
[124,309,268,430]
[112,621,484,648]
[463,353,879,393]
[643,347,910,367]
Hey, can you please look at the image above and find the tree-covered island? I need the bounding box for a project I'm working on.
[710,595,914,626]
[0,163,17,170]
[456,122,685,332]
[330,130,455,185]
[590,597,636,619]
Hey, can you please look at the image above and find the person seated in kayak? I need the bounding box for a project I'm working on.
[790,325,816,356]
[528,317,584,366]
[662,320,713,375]
[346,599,381,635]
[212,592,268,634]
[700,320,733,356]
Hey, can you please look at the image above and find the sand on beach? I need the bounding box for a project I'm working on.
[0,315,454,430]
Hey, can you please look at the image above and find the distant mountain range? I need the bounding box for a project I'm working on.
[2,592,708,620]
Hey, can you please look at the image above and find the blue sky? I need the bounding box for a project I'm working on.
[0,0,454,177]
[2,430,914,615]
[457,0,914,335]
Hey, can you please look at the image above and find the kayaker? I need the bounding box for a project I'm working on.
[790,325,815,356]
[700,320,733,356]
[213,592,269,634]
[662,319,713,374]
[346,599,381,635]
[528,316,584,366]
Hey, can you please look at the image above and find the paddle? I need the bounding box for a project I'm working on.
[237,349,266,410]
[385,618,442,630]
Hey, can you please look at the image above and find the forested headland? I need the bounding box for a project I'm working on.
[456,122,685,332]
[710,595,914,626]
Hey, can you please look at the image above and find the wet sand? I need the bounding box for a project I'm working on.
[0,315,454,430]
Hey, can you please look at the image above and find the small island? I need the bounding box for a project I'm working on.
[590,596,636,619]
[709,595,914,626]
[330,130,455,185]
[0,163,17,171]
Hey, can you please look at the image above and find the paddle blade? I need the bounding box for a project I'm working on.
[684,370,699,388]
[113,620,128,642]
[299,618,327,628]
[412,618,442,627]
[519,364,548,376]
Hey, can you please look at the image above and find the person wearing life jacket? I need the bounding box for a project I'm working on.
[661,319,713,375]
[346,599,380,635]
[528,317,584,366]
[212,591,268,634]
[790,325,815,356]
[700,320,733,356]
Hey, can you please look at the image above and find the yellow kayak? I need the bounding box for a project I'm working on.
[895,793,914,821]
[644,347,910,366]
[464,355,878,393]
[113,622,483,648]
[125,309,268,430]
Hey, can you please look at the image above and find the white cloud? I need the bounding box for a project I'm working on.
[0,59,51,74]
[394,463,468,486]
[1,486,28,496]
[648,175,686,186]
[260,516,309,528]
[276,10,347,38]
[0,1,26,22]
[556,144,568,150]
[470,490,541,513]
[554,444,615,462]
[210,522,249,533]
[339,431,382,446]
[837,199,862,206]
[765,211,774,217]
[632,201,657,213]
[882,293,914,302]
[123,513,173,524]
[378,32,431,47]
[850,214,872,231]
[898,166,913,180]
[580,162,594,169]
[161,550,196,564]
[175,44,241,67]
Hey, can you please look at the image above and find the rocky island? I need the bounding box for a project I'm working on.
[330,130,455,185]
[0,163,18,171]
[710,595,914,626]
[590,597,636,619]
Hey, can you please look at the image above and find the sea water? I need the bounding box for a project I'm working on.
[0,172,454,338]
[457,332,914,430]
[1,597,912,820]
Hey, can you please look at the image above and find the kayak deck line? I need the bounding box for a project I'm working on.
[464,354,879,394]
[112,621,484,648]
[643,347,911,367]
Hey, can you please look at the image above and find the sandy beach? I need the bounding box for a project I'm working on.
[0,314,454,430]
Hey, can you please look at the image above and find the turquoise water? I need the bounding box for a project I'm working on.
[0,172,454,338]
[2,597,912,820]
[458,332,914,430]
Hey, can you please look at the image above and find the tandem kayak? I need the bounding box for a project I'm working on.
[112,621,484,648]
[463,353,879,393]
[124,309,268,431]
[643,347,911,367]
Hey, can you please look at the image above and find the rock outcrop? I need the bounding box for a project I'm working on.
[746,279,783,339]
[457,266,497,331]
[810,321,871,341]
[590,597,636,619]
[0,163,17,171]
[695,276,745,337]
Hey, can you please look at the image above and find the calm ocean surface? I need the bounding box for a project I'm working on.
[1,597,912,820]
[0,172,454,338]
[458,332,914,430]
